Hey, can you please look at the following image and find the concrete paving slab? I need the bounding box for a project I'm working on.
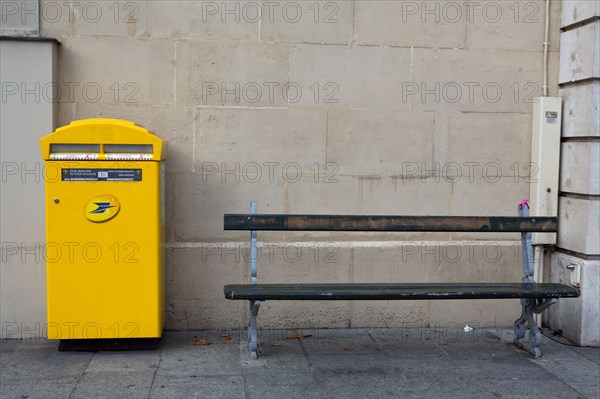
[0,329,598,399]
[314,371,484,399]
[149,375,245,399]
[70,371,155,399]
[85,351,160,373]
[453,357,557,380]
[437,341,528,360]
[0,341,91,380]
[572,346,600,365]
[255,341,310,369]
[242,369,321,399]
[308,354,390,372]
[158,342,241,377]
[162,330,245,347]
[0,341,20,367]
[475,378,586,399]
[532,349,600,398]
[0,377,78,399]
[378,342,448,359]
[298,335,384,356]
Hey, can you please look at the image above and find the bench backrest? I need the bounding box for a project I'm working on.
[224,214,558,233]
[225,205,554,288]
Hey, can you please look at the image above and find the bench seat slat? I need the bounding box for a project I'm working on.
[224,214,558,232]
[224,283,578,301]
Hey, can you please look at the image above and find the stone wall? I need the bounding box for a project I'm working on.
[1,0,565,334]
[548,0,599,346]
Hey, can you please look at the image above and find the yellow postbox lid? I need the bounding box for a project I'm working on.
[40,118,166,161]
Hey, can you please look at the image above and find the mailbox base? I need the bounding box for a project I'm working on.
[58,337,162,351]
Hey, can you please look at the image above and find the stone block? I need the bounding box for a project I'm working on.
[354,1,466,48]
[256,242,352,284]
[288,44,412,109]
[286,173,462,242]
[548,252,600,346]
[59,36,174,105]
[171,173,286,242]
[350,244,430,327]
[547,49,561,97]
[428,299,521,328]
[428,242,522,283]
[580,260,600,346]
[466,0,561,52]
[194,108,327,171]
[258,301,351,329]
[559,20,600,83]
[146,0,258,40]
[284,174,525,241]
[70,1,147,38]
[283,173,460,242]
[558,196,600,255]
[164,247,246,327]
[168,247,244,301]
[559,82,600,137]
[351,301,429,328]
[286,173,452,214]
[562,0,600,27]
[261,1,353,44]
[165,298,245,331]
[250,243,352,328]
[446,176,530,222]
[0,0,39,35]
[560,141,600,195]
[411,48,546,113]
[57,103,76,128]
[326,109,434,176]
[433,112,531,170]
[39,0,73,37]
[176,41,288,107]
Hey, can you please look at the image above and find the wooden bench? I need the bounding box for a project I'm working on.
[223,201,579,359]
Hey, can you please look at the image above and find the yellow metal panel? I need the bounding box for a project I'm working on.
[42,119,165,340]
[40,118,166,160]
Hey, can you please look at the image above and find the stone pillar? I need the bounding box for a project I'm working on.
[547,1,600,346]
[1,1,59,339]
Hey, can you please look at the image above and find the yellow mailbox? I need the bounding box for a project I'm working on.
[40,119,166,347]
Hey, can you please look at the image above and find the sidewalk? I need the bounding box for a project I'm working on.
[1,328,599,399]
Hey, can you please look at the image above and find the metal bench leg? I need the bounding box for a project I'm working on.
[514,298,541,357]
[248,300,260,359]
[245,201,261,359]
[514,296,557,358]
[514,202,558,357]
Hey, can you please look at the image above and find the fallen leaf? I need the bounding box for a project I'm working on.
[343,347,352,352]
[194,339,211,346]
[285,333,313,340]
[221,333,232,341]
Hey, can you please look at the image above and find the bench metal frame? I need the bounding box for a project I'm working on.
[225,201,578,359]
[514,204,556,357]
